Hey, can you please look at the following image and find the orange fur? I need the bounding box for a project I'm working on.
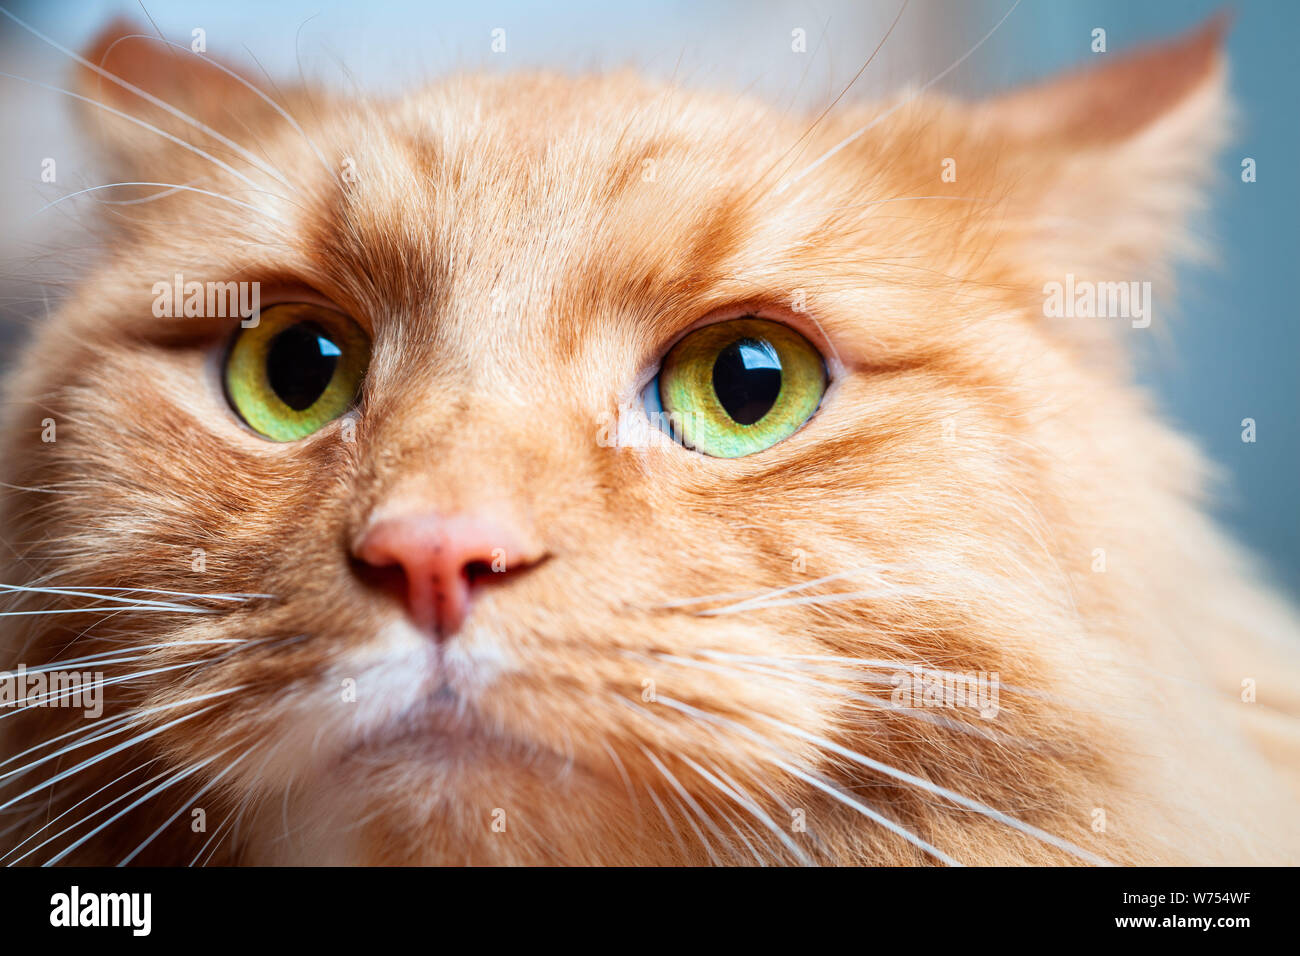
[1,18,1297,865]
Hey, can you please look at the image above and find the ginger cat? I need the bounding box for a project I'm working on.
[1,15,1296,865]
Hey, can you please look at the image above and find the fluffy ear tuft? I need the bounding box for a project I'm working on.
[75,19,271,180]
[983,15,1228,144]
[977,16,1232,323]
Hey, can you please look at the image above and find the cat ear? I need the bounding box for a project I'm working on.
[976,16,1230,298]
[74,18,272,179]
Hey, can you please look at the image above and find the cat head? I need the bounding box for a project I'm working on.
[1,18,1238,864]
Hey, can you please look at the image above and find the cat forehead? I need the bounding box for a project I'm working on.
[352,74,794,238]
[395,72,784,159]
[311,74,952,293]
[293,78,832,343]
[85,74,966,372]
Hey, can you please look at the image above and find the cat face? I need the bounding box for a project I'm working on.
[6,19,1282,865]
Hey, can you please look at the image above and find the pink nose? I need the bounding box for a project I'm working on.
[352,513,542,640]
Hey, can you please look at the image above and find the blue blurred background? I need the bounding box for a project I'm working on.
[1,0,1296,592]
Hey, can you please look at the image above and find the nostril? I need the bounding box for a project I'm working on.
[463,559,494,588]
[350,556,409,606]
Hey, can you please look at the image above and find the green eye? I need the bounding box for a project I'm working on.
[653,317,827,458]
[223,304,370,442]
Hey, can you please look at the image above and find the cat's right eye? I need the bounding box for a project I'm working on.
[223,304,370,442]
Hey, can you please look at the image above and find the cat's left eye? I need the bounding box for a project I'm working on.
[645,316,827,458]
[223,303,370,442]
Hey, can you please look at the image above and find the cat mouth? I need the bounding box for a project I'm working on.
[343,685,560,771]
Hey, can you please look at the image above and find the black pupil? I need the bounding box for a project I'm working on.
[711,337,782,426]
[266,322,341,410]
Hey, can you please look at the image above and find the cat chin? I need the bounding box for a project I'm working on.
[235,619,533,785]
[240,724,593,866]
[229,653,582,864]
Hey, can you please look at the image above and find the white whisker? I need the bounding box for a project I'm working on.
[0,7,291,189]
[118,747,251,865]
[0,690,243,812]
[677,753,813,865]
[701,586,930,615]
[752,712,1111,865]
[32,182,289,221]
[43,753,222,866]
[0,607,213,617]
[130,31,336,182]
[8,639,249,678]
[1,659,224,717]
[640,747,727,864]
[780,0,1022,191]
[2,759,165,865]
[0,68,288,213]
[656,694,963,865]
